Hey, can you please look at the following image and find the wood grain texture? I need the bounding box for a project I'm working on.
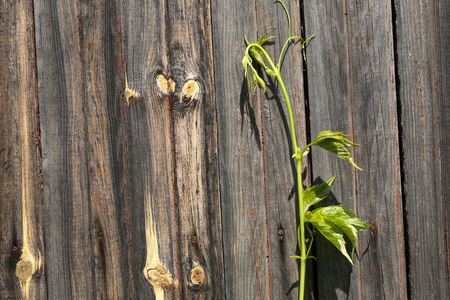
[35,0,128,298]
[3,0,450,298]
[395,0,450,298]
[304,0,407,298]
[124,0,224,298]
[211,0,271,298]
[212,0,309,298]
[124,1,177,298]
[0,1,46,299]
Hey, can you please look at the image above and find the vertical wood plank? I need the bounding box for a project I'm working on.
[304,0,407,298]
[125,0,224,298]
[35,0,128,298]
[212,0,309,298]
[396,0,450,298]
[211,0,270,297]
[35,1,90,296]
[0,0,46,298]
[166,0,225,297]
[255,1,312,298]
[123,0,178,298]
[78,1,128,298]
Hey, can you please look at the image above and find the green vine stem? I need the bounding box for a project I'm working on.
[244,43,308,300]
[242,2,370,300]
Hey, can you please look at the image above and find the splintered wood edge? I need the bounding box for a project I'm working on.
[125,72,139,105]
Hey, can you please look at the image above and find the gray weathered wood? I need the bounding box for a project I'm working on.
[0,0,46,298]
[2,0,450,298]
[212,0,310,298]
[304,0,407,298]
[396,0,450,298]
[36,0,224,298]
[211,0,270,297]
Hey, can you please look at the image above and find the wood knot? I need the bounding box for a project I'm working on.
[190,266,205,289]
[15,257,35,283]
[181,80,200,103]
[146,264,174,291]
[156,74,175,94]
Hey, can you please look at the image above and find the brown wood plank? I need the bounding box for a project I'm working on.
[212,0,310,298]
[303,0,407,298]
[123,1,178,298]
[395,0,450,298]
[165,0,225,297]
[0,0,46,298]
[35,0,129,298]
[78,1,129,298]
[124,0,224,298]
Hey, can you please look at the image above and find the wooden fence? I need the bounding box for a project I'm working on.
[1,0,449,299]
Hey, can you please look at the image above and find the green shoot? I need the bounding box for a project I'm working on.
[241,1,370,299]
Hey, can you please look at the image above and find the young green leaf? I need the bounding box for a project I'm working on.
[306,205,370,263]
[257,34,276,46]
[243,57,267,93]
[245,34,274,70]
[303,176,336,214]
[309,131,362,170]
[244,34,277,78]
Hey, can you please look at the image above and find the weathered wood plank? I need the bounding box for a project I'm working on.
[165,0,225,297]
[304,0,407,298]
[35,1,90,297]
[124,1,180,299]
[395,0,450,298]
[35,0,128,298]
[78,1,129,298]
[211,0,271,298]
[0,1,46,298]
[123,1,178,298]
[212,0,309,298]
[125,0,224,298]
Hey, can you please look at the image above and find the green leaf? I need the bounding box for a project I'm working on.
[257,34,276,46]
[242,55,250,71]
[254,72,266,92]
[306,205,371,264]
[309,131,362,170]
[303,176,336,214]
